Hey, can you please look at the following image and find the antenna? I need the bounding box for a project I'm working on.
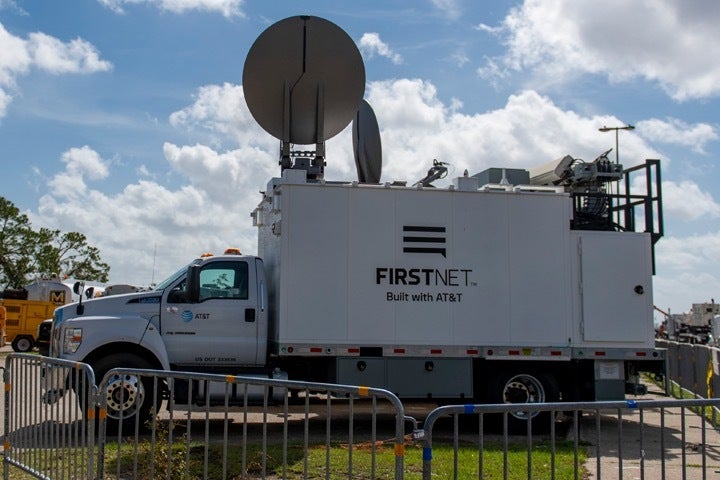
[243,16,366,180]
[352,99,382,183]
[151,242,157,286]
[413,159,449,187]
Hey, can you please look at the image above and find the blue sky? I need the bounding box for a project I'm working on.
[0,0,718,317]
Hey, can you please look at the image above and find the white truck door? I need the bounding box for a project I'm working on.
[162,260,261,367]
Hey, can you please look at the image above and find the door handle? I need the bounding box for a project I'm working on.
[245,308,256,322]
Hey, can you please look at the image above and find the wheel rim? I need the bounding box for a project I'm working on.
[15,338,32,352]
[104,373,145,420]
[502,374,545,420]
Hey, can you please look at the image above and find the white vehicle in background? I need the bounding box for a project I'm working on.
[664,301,720,345]
[35,283,143,355]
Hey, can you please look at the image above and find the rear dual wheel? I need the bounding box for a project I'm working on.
[489,370,559,433]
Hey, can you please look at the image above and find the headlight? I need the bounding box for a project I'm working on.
[63,328,82,354]
[50,326,62,356]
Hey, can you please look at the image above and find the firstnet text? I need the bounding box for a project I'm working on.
[376,267,473,286]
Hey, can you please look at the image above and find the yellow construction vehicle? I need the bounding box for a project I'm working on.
[1,280,72,352]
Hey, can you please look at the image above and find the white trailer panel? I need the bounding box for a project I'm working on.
[259,179,595,351]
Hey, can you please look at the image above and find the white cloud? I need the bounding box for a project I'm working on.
[0,23,111,117]
[45,146,110,200]
[479,0,720,101]
[98,0,244,17]
[0,23,31,85]
[450,52,470,68]
[33,85,277,285]
[660,180,720,221]
[0,1,26,14]
[474,23,500,34]
[36,145,264,286]
[654,233,720,312]
[0,89,11,116]
[162,142,276,205]
[61,145,109,180]
[136,164,151,177]
[430,0,460,20]
[168,83,269,148]
[366,82,659,184]
[359,33,403,65]
[28,33,112,74]
[636,118,718,154]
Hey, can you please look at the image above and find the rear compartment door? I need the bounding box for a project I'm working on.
[576,232,653,344]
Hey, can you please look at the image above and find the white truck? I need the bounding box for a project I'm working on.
[46,156,665,430]
[665,301,720,344]
[44,15,665,431]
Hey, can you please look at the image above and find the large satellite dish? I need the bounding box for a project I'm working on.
[352,99,382,183]
[243,16,366,178]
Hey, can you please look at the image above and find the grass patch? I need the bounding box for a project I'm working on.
[6,439,586,479]
[100,437,585,479]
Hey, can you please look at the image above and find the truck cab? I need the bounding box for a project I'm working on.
[47,251,271,430]
[50,251,268,371]
[161,253,268,369]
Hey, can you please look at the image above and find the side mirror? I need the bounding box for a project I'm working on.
[185,265,200,303]
[74,281,86,315]
[85,287,95,299]
[167,289,187,303]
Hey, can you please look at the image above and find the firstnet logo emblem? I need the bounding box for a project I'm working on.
[402,225,446,257]
[376,224,475,302]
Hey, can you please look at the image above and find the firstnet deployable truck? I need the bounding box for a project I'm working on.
[45,15,665,431]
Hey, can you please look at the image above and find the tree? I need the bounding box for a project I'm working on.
[38,230,110,283]
[0,197,38,288]
[0,197,110,289]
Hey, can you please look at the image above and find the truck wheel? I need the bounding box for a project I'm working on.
[489,370,559,433]
[92,353,161,434]
[11,336,34,353]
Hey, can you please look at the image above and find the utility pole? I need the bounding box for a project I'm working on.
[599,124,635,164]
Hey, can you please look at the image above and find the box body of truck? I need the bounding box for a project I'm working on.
[254,170,660,400]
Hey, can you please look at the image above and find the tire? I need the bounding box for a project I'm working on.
[90,353,162,434]
[488,370,559,434]
[11,336,34,353]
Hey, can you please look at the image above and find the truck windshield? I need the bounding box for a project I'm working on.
[154,265,189,291]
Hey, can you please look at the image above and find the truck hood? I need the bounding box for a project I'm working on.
[53,290,162,329]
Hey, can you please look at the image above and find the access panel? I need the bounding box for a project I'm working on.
[577,232,653,345]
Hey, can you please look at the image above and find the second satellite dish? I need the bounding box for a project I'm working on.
[242,16,366,145]
[352,99,382,183]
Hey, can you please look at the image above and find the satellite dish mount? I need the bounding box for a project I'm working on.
[279,82,326,179]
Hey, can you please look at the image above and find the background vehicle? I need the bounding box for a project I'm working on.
[45,15,665,432]
[36,283,145,355]
[1,280,72,352]
[661,301,720,345]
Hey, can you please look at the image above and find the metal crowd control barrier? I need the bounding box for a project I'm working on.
[658,339,720,400]
[3,353,97,480]
[417,397,720,480]
[10,353,720,480]
[96,368,408,479]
